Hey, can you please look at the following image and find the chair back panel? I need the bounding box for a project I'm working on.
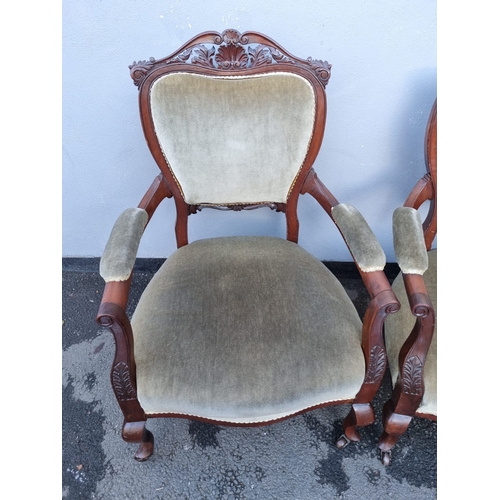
[131,30,331,245]
[150,72,316,205]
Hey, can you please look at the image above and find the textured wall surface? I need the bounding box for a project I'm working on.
[62,0,436,261]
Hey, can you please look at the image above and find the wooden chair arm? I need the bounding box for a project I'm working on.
[97,278,133,315]
[403,173,436,251]
[402,273,434,318]
[98,174,172,313]
[137,173,172,221]
[301,169,397,301]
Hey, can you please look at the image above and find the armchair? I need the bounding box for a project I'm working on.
[378,100,437,465]
[96,30,400,461]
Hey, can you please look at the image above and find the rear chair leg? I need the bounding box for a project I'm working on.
[122,421,155,461]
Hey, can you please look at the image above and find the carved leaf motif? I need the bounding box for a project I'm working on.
[112,362,137,400]
[306,57,332,85]
[166,47,193,65]
[269,47,295,65]
[215,44,249,70]
[248,45,272,68]
[129,58,156,87]
[402,356,423,396]
[364,345,386,384]
[192,46,216,68]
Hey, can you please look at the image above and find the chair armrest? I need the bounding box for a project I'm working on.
[393,207,428,275]
[331,204,386,273]
[99,208,149,282]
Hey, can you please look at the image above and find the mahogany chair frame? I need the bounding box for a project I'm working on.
[378,100,437,465]
[96,29,400,461]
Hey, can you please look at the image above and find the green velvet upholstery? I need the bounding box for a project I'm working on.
[100,208,148,282]
[150,72,316,205]
[131,236,366,423]
[331,204,386,273]
[385,249,437,416]
[393,207,428,275]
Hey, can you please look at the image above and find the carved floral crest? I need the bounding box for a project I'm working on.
[129,29,331,88]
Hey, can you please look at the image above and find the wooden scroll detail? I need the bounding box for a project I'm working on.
[129,29,331,88]
[96,301,146,423]
[305,58,332,86]
[213,29,250,46]
[129,58,156,88]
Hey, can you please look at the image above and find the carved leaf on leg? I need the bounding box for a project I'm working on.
[112,362,138,401]
[364,345,386,384]
[402,356,423,396]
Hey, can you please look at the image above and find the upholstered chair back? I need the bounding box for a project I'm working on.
[131,29,331,245]
[150,72,316,205]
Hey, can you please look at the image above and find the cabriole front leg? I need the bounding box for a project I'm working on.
[336,289,399,449]
[97,301,153,460]
[378,303,435,465]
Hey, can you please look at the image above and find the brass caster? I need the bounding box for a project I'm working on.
[335,433,351,450]
[381,450,391,466]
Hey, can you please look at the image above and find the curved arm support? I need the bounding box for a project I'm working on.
[95,175,173,423]
[331,204,386,273]
[300,168,339,211]
[381,272,435,439]
[403,173,436,251]
[398,274,435,386]
[341,287,400,442]
[100,175,173,282]
[300,167,398,304]
[301,169,387,283]
[355,289,400,403]
[96,302,146,423]
[138,173,172,221]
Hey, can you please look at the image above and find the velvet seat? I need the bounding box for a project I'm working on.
[97,29,400,462]
[131,236,365,423]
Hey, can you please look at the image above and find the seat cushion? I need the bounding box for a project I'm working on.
[131,236,366,423]
[386,249,437,416]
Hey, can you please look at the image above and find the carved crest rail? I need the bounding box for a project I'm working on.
[129,29,331,88]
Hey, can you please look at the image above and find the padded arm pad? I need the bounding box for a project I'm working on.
[99,208,149,282]
[331,204,386,272]
[392,207,428,275]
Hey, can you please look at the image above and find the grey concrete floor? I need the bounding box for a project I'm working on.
[62,258,437,499]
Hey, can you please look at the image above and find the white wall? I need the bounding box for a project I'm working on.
[62,0,436,261]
